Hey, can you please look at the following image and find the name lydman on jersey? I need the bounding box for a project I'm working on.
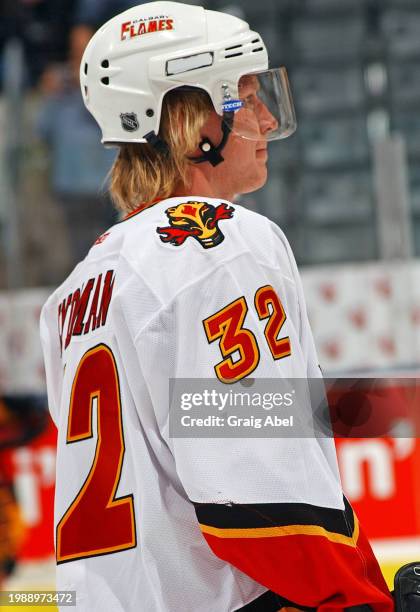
[58,270,115,352]
[40,197,393,612]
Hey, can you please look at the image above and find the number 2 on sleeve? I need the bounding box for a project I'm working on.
[255,285,291,360]
[56,344,136,563]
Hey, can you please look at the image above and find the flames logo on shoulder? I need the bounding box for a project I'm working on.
[156,201,234,249]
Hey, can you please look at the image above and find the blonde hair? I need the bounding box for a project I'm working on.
[109,88,212,214]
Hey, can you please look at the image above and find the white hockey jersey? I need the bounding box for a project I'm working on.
[40,197,393,612]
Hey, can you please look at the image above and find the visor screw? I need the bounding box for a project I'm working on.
[201,142,211,152]
[222,83,231,100]
[146,109,154,117]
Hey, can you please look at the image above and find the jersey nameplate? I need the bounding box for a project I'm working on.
[58,270,115,353]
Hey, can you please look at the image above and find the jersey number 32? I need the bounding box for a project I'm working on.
[203,284,291,382]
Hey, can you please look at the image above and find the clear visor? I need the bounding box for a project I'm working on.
[220,67,297,141]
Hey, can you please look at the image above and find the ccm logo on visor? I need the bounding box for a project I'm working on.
[121,16,174,41]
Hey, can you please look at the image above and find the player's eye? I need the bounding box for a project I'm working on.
[245,94,263,114]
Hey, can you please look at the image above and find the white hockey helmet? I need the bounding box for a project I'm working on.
[80,1,296,158]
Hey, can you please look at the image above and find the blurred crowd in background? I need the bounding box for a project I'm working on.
[0,0,420,597]
[0,0,142,286]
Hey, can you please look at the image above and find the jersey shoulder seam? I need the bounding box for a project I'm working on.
[131,249,293,345]
[117,251,166,309]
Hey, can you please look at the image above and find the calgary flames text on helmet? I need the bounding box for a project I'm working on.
[121,16,174,41]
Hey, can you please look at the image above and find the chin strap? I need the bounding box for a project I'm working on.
[144,112,234,167]
[190,112,234,167]
[144,131,170,156]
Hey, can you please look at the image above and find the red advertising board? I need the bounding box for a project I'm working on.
[335,437,420,539]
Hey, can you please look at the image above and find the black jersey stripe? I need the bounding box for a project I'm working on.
[192,495,355,538]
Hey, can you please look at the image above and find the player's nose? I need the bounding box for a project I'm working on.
[258,102,279,136]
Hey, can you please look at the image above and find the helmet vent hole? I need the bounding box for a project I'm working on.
[84,63,88,75]
[84,86,88,96]
[225,43,242,51]
[225,52,243,59]
[252,47,264,53]
[101,77,110,85]
[101,60,109,68]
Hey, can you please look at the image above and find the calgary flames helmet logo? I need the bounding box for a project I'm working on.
[156,201,234,249]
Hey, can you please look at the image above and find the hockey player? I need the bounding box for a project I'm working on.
[40,2,419,610]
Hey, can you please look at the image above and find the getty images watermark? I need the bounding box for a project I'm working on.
[179,387,296,428]
[169,378,419,438]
